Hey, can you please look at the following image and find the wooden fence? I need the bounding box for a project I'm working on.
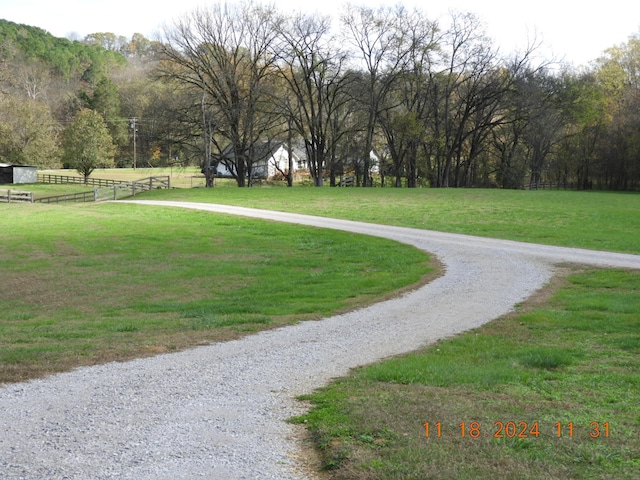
[339,176,355,187]
[37,174,127,188]
[526,182,569,190]
[525,182,606,190]
[34,175,170,204]
[35,190,99,204]
[130,176,171,191]
[0,189,33,203]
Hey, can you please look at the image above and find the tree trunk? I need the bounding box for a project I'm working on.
[286,128,293,187]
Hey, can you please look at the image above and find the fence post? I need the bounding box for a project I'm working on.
[113,185,117,200]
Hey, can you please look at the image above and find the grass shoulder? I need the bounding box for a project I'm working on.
[292,267,640,479]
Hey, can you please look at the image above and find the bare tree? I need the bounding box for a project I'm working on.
[158,1,283,186]
[375,9,438,187]
[17,58,51,101]
[341,4,418,186]
[274,12,354,187]
[422,12,507,187]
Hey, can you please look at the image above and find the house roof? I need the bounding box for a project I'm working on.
[0,163,37,168]
[216,142,284,162]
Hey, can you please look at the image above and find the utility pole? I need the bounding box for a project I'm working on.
[129,117,138,170]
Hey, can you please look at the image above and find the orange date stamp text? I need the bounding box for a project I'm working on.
[423,421,610,439]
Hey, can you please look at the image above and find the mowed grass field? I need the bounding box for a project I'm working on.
[140,186,639,253]
[37,168,640,253]
[135,186,639,479]
[2,179,639,478]
[0,201,433,382]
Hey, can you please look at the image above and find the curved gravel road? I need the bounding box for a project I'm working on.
[2,201,639,479]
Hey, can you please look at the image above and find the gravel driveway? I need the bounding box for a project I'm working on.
[2,201,639,479]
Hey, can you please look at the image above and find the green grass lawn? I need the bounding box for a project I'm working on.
[0,202,432,383]
[33,169,640,254]
[293,268,640,479]
[139,187,640,253]
[2,183,638,478]
[129,186,639,479]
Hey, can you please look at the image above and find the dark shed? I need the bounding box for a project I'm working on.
[0,163,38,184]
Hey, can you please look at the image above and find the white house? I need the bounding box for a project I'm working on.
[214,142,306,179]
[211,141,380,181]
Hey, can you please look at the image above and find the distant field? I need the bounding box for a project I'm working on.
[35,168,640,255]
[23,168,237,199]
[138,187,640,254]
[38,167,227,189]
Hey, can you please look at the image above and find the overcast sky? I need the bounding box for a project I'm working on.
[2,0,640,67]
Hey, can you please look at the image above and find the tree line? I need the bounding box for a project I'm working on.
[1,4,639,189]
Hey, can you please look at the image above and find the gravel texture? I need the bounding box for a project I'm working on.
[2,201,639,479]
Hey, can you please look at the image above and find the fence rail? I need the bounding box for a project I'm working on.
[130,176,171,192]
[37,174,130,188]
[0,189,33,203]
[34,175,171,204]
[34,190,97,204]
[525,182,599,190]
[527,182,568,190]
[339,176,355,187]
